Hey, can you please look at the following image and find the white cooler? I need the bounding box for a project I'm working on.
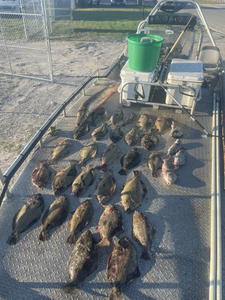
[166,59,204,108]
[119,61,155,102]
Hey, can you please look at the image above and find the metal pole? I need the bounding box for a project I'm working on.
[0,16,13,74]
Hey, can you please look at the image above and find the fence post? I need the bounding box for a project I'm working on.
[0,15,13,74]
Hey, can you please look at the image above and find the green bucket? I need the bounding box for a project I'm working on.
[126,34,164,72]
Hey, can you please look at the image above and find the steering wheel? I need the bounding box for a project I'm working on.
[152,0,187,13]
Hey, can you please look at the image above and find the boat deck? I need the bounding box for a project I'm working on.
[0,78,215,300]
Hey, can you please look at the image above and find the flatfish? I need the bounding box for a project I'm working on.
[71,165,96,197]
[73,122,90,140]
[49,139,72,164]
[94,170,116,205]
[169,121,183,138]
[122,112,137,126]
[7,194,44,245]
[174,149,186,166]
[167,139,182,155]
[79,142,97,168]
[162,157,177,185]
[91,122,108,141]
[66,200,94,244]
[155,116,170,134]
[137,114,152,132]
[118,147,142,176]
[141,127,159,151]
[100,142,121,167]
[108,109,124,127]
[31,161,51,188]
[147,151,162,177]
[91,107,108,126]
[109,125,124,143]
[125,125,141,146]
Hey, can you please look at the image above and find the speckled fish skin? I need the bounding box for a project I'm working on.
[73,122,90,140]
[169,121,183,138]
[60,230,99,295]
[78,142,97,168]
[110,125,124,143]
[125,125,141,146]
[97,204,123,247]
[108,109,124,127]
[66,200,94,244]
[118,147,142,176]
[162,157,177,185]
[167,139,181,155]
[76,83,119,127]
[174,149,186,166]
[91,122,108,141]
[100,143,121,166]
[94,170,116,205]
[120,170,147,213]
[147,151,162,177]
[154,116,170,134]
[141,127,159,151]
[6,194,44,245]
[38,195,69,241]
[122,112,137,126]
[51,160,79,195]
[49,139,72,164]
[31,161,51,188]
[71,165,96,197]
[91,107,108,125]
[107,236,140,300]
[132,210,156,260]
[137,114,152,132]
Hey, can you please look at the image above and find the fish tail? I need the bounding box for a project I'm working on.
[6,232,18,245]
[66,233,76,245]
[98,238,110,247]
[141,249,152,261]
[118,168,127,176]
[109,287,122,300]
[38,228,49,241]
[60,282,77,295]
[97,164,107,172]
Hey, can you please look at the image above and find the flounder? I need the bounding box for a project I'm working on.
[108,109,124,127]
[125,125,141,146]
[137,114,152,132]
[49,139,72,165]
[147,151,162,177]
[118,147,142,176]
[94,170,116,205]
[141,127,159,151]
[91,122,108,141]
[79,142,97,168]
[31,161,51,188]
[71,165,96,197]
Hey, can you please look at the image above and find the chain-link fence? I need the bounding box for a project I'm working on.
[0,0,74,81]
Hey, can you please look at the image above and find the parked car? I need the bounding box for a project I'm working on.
[0,0,20,12]
[110,0,126,6]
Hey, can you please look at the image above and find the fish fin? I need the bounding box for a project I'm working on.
[98,238,110,247]
[66,233,76,245]
[109,287,122,300]
[141,249,152,261]
[118,168,127,176]
[97,164,107,172]
[6,232,19,245]
[38,229,49,241]
[60,283,78,295]
[78,160,86,168]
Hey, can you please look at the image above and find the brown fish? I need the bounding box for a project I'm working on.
[97,204,123,246]
[147,151,162,177]
[73,122,90,140]
[38,195,69,241]
[137,114,152,132]
[91,107,108,126]
[100,143,121,167]
[107,236,140,300]
[49,139,72,165]
[108,109,124,128]
[132,210,156,260]
[79,142,97,168]
[31,161,51,189]
[169,121,183,138]
[7,194,44,245]
[91,122,108,141]
[51,160,78,195]
[109,125,124,143]
[121,170,147,213]
[122,112,137,126]
[118,147,142,176]
[94,170,116,205]
[71,165,96,197]
[76,84,119,127]
[141,127,159,151]
[125,125,141,146]
[66,200,94,244]
[154,116,170,134]
[60,230,99,295]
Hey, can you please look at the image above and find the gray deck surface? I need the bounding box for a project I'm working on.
[0,79,214,300]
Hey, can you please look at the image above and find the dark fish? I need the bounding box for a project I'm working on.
[91,107,108,126]
[167,139,181,155]
[141,127,159,151]
[38,195,69,241]
[132,210,156,260]
[91,122,108,141]
[100,143,121,167]
[31,161,51,189]
[137,114,152,132]
[7,194,44,245]
[118,147,142,176]
[60,230,99,295]
[72,165,96,197]
[49,139,72,165]
[154,116,170,134]
[94,170,116,205]
[169,121,183,138]
[51,160,78,195]
[109,125,124,143]
[73,122,90,140]
[147,151,162,177]
[107,236,140,300]
[66,200,94,244]
[97,204,123,247]
[79,142,97,168]
[122,112,137,126]
[121,170,147,213]
[125,125,141,146]
[108,109,124,128]
[76,84,119,127]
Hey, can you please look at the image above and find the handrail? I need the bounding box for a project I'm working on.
[0,55,123,206]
